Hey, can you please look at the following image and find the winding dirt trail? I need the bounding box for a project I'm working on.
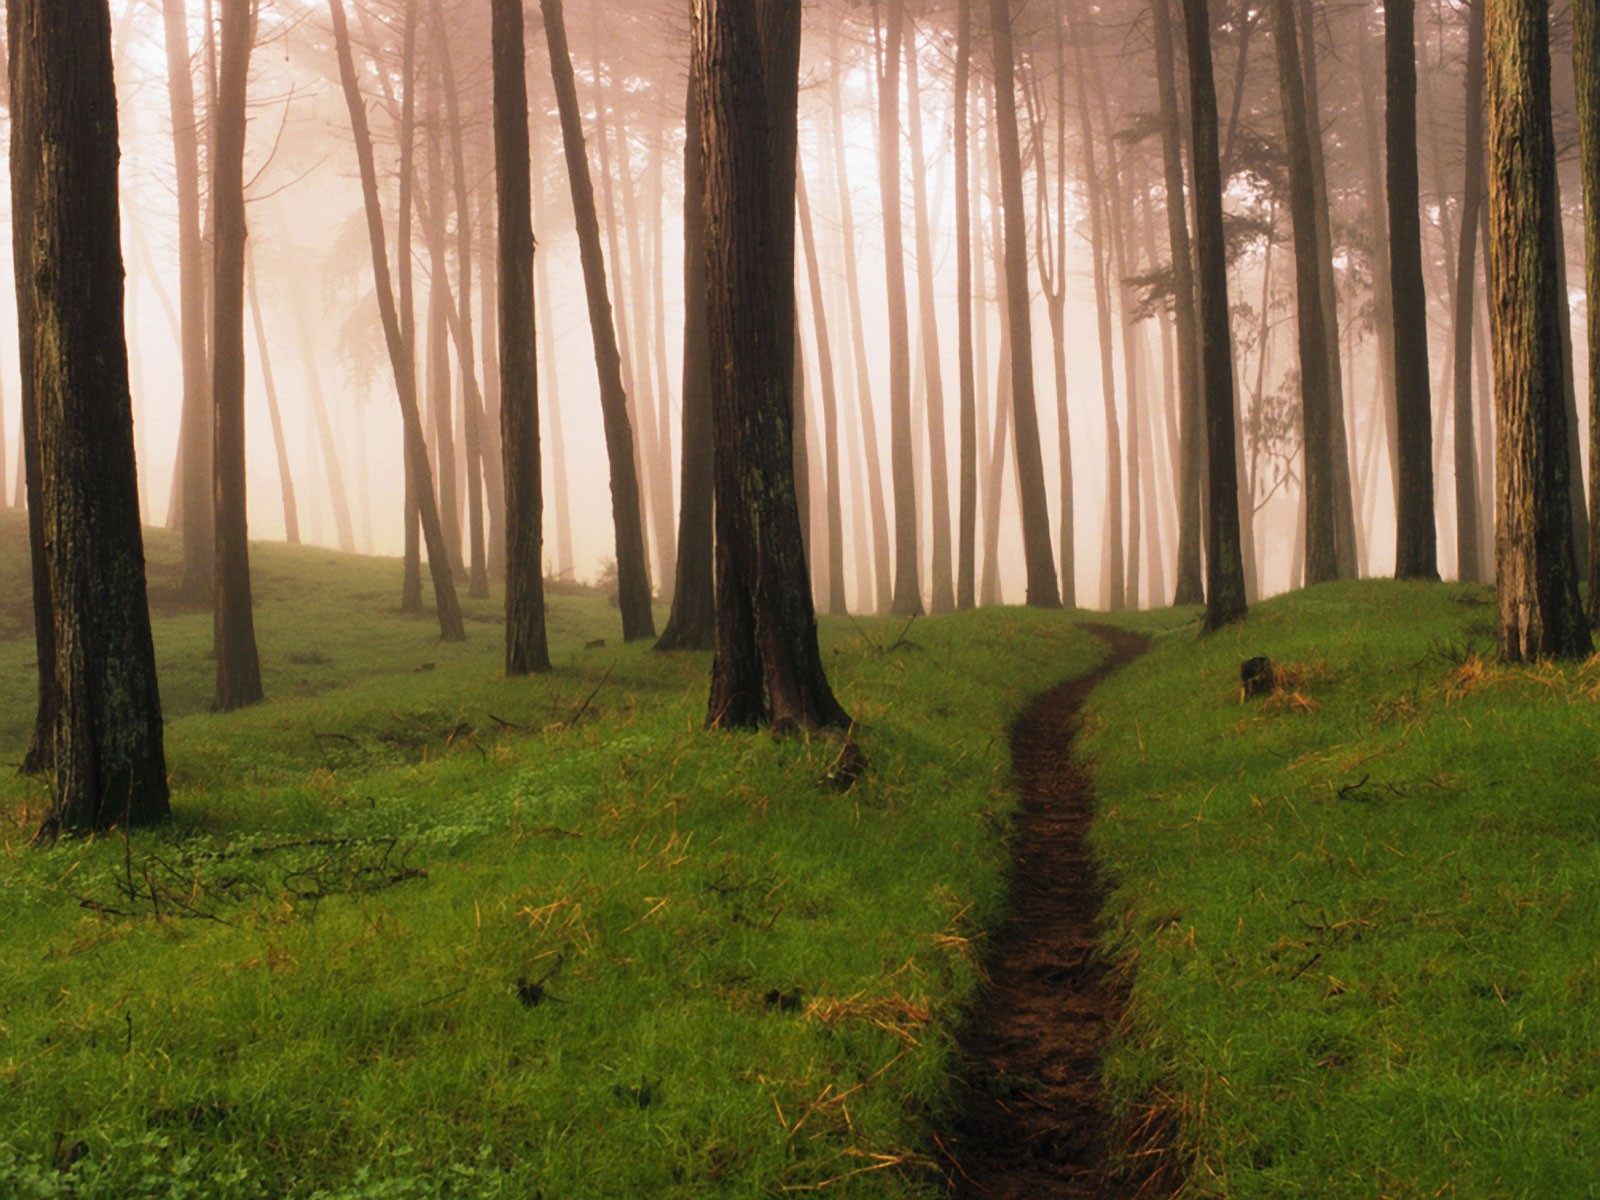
[942,624,1161,1199]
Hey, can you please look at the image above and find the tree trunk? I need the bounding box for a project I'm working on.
[1387,0,1439,579]
[245,250,299,545]
[1578,0,1600,617]
[212,0,263,712]
[1355,6,1401,518]
[492,0,550,675]
[292,306,357,553]
[1485,0,1590,660]
[16,0,169,835]
[540,0,654,640]
[1183,0,1248,629]
[696,0,849,733]
[954,0,979,610]
[1453,0,1487,584]
[1271,0,1337,586]
[655,64,716,651]
[993,0,1060,608]
[328,0,465,641]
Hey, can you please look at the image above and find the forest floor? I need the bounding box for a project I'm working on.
[943,624,1159,1200]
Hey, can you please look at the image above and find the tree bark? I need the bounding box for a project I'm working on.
[955,0,979,610]
[1578,0,1600,617]
[212,0,263,712]
[1453,0,1487,584]
[16,0,169,835]
[539,0,655,640]
[1183,0,1248,629]
[1486,0,1591,660]
[328,0,465,641]
[992,0,1060,608]
[493,0,550,675]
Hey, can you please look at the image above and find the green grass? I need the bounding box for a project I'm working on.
[1086,580,1600,1199]
[0,508,1106,1198]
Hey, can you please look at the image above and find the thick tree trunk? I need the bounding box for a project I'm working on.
[1486,0,1590,660]
[993,0,1060,608]
[212,0,263,712]
[1183,0,1248,629]
[329,0,465,641]
[540,0,654,640]
[16,0,168,835]
[1272,0,1337,586]
[245,251,299,546]
[492,0,549,675]
[696,0,849,733]
[1387,0,1439,580]
[655,66,716,651]
[1453,0,1487,584]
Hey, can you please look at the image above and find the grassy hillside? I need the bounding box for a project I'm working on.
[0,509,1107,1198]
[1086,580,1600,1198]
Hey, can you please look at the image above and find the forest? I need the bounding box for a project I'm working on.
[2,0,1598,1195]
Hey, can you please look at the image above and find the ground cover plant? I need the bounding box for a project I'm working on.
[0,510,1105,1198]
[1086,580,1600,1199]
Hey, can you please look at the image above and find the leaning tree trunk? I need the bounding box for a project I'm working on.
[1453,0,1488,584]
[1485,0,1590,660]
[696,0,849,733]
[991,0,1060,608]
[492,0,549,675]
[1155,0,1205,607]
[1183,0,1248,629]
[328,0,465,641]
[16,0,169,836]
[539,0,654,641]
[212,0,263,712]
[1387,0,1439,580]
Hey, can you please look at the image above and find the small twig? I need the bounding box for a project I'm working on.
[845,612,882,652]
[312,731,360,745]
[488,713,524,731]
[565,661,619,729]
[886,614,920,651]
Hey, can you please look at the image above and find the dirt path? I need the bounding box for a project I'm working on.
[941,624,1159,1199]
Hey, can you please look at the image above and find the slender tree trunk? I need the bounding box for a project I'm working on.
[329,0,465,641]
[422,85,463,574]
[492,0,549,675]
[539,0,654,639]
[245,250,299,545]
[1356,6,1401,515]
[1577,0,1600,617]
[1486,0,1590,660]
[16,0,169,834]
[1183,0,1248,629]
[955,0,978,610]
[1387,0,1439,579]
[292,307,357,553]
[212,0,263,712]
[1453,0,1487,584]
[530,132,576,584]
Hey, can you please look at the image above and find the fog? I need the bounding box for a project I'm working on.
[0,0,1594,613]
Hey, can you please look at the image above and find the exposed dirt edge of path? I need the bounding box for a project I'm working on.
[940,623,1173,1199]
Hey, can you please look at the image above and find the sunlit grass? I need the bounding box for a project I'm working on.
[0,508,1105,1198]
[1087,579,1600,1199]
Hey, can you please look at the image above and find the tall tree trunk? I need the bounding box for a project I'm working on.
[328,0,465,641]
[422,80,463,575]
[1453,0,1488,584]
[245,250,299,545]
[539,0,654,639]
[1388,0,1439,579]
[530,132,576,584]
[878,0,923,615]
[1577,0,1600,617]
[16,0,169,834]
[493,0,549,675]
[212,0,263,712]
[1183,0,1248,629]
[292,306,357,553]
[655,65,716,650]
[1486,0,1590,660]
[1356,6,1401,516]
[954,0,978,610]
[1271,0,1337,585]
[161,0,213,602]
[697,0,849,732]
[1155,0,1205,606]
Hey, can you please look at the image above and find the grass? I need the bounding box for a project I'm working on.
[0,508,1106,1198]
[1085,580,1600,1199]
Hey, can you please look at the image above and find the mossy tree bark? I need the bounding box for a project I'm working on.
[696,0,849,733]
[539,0,655,642]
[1485,0,1591,660]
[211,0,263,713]
[14,0,169,837]
[492,0,549,676]
[1182,0,1248,630]
[328,0,464,642]
[1387,0,1440,580]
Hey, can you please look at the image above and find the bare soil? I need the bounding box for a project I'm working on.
[941,623,1167,1199]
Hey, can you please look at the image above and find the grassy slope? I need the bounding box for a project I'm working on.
[1087,581,1600,1199]
[0,509,1105,1198]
